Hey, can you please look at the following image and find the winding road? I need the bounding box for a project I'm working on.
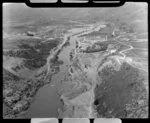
[45,23,148,118]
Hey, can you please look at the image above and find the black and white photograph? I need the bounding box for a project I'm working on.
[3,2,148,119]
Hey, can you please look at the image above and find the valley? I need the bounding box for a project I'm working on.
[3,2,148,118]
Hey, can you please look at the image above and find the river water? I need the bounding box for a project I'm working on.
[22,34,76,118]
[21,25,101,118]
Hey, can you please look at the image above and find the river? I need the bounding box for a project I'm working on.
[21,24,104,118]
[23,33,77,118]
